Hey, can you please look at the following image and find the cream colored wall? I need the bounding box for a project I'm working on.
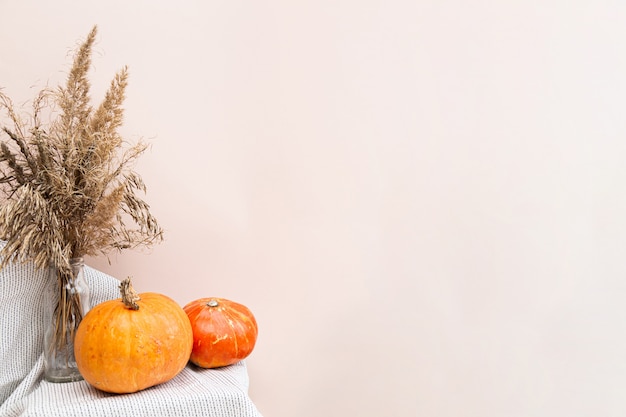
[3,1,626,416]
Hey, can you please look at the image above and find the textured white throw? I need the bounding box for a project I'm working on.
[0,248,262,417]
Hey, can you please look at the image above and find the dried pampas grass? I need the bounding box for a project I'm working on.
[0,25,163,275]
[0,26,164,363]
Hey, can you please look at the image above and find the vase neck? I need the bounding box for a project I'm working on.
[70,257,84,267]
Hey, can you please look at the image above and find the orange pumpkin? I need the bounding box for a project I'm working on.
[75,278,193,394]
[183,298,258,368]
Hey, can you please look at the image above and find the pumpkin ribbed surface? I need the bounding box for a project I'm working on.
[183,298,258,368]
[75,291,193,394]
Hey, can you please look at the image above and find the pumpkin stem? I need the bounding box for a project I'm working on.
[120,277,141,310]
[207,299,219,307]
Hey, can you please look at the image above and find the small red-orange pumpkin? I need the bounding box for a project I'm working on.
[183,298,258,368]
[75,278,193,394]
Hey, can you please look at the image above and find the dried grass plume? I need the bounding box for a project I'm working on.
[0,25,163,276]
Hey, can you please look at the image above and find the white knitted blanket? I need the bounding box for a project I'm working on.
[0,249,262,417]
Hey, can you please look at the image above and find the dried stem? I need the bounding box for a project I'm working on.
[50,266,85,355]
[119,277,140,310]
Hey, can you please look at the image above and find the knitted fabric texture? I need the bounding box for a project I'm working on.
[0,245,262,417]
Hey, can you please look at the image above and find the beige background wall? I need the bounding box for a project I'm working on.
[3,1,626,416]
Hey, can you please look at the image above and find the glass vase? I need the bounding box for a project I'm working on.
[43,257,90,382]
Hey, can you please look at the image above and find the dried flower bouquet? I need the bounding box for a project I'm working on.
[0,26,163,379]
